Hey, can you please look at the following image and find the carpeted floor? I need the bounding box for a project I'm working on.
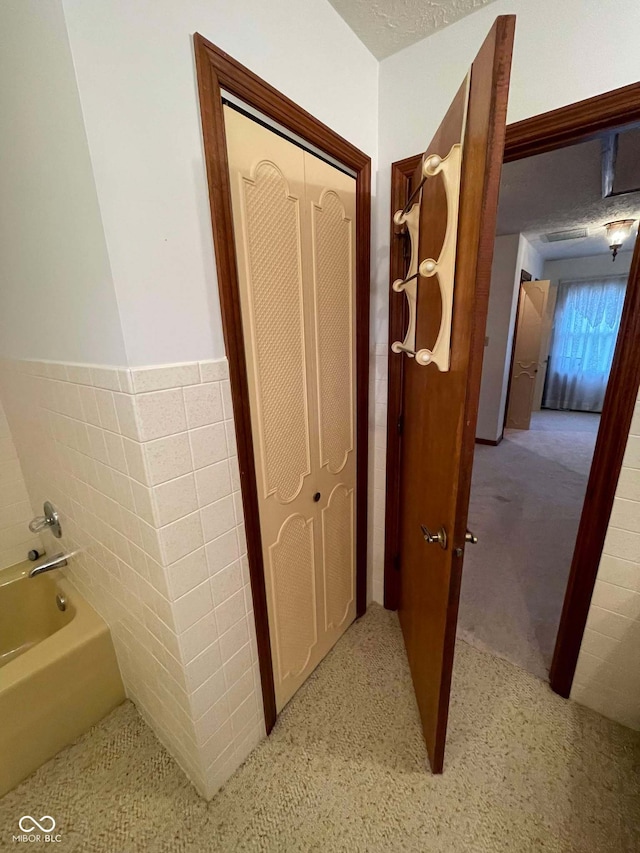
[459,410,600,679]
[2,603,639,852]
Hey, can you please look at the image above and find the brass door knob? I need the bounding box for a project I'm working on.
[420,524,447,550]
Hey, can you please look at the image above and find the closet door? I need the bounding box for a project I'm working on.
[303,152,357,658]
[225,107,356,711]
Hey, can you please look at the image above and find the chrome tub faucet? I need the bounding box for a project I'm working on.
[29,553,69,578]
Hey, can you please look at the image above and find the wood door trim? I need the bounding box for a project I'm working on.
[384,80,640,696]
[504,81,640,162]
[194,34,371,733]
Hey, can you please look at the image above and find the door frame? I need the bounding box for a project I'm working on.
[384,81,640,697]
[194,34,371,733]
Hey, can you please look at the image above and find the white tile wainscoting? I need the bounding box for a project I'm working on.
[571,392,640,730]
[0,358,264,798]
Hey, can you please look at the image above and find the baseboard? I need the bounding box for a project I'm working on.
[475,435,503,446]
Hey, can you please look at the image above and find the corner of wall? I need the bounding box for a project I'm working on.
[0,356,265,799]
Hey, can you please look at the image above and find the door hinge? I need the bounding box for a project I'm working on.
[397,414,404,435]
[393,553,401,572]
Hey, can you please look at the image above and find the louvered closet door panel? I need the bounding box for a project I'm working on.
[302,153,357,654]
[225,107,321,710]
[225,107,357,712]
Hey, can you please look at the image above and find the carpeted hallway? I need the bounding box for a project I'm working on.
[459,410,600,679]
[2,603,638,852]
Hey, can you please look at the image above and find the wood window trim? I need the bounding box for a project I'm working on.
[194,34,371,733]
[384,81,640,698]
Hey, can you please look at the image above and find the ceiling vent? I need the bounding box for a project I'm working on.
[540,228,588,243]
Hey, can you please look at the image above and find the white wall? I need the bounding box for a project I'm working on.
[0,0,126,366]
[543,251,633,286]
[61,0,379,367]
[476,234,544,442]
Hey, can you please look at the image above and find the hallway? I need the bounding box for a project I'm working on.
[460,410,600,679]
[2,603,638,852]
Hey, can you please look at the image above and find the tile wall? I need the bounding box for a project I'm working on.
[0,396,42,568]
[0,358,264,798]
[571,390,640,730]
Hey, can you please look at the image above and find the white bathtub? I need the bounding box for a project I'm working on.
[0,560,125,796]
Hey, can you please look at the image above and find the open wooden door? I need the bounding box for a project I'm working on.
[392,17,515,773]
[506,280,552,429]
[533,283,557,411]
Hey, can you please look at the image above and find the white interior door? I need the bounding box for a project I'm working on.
[224,106,357,711]
[506,280,551,429]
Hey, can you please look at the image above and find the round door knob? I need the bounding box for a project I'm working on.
[313,492,321,502]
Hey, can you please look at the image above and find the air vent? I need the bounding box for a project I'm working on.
[540,228,588,243]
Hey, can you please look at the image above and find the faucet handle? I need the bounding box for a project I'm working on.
[29,501,62,539]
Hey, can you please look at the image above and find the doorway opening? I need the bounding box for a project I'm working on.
[460,133,639,681]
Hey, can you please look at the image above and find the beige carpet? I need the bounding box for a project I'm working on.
[1,604,639,852]
[460,410,600,679]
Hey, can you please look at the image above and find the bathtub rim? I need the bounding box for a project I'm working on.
[1,572,117,691]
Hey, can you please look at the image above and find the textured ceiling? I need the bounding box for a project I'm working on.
[327,0,500,59]
[496,136,640,261]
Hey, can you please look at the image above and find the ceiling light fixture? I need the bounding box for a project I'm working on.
[605,219,635,261]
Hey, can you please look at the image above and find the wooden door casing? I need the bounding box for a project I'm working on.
[194,35,371,731]
[225,107,356,711]
[393,16,515,773]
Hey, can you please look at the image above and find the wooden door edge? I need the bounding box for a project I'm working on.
[194,34,371,732]
[383,77,640,699]
[435,14,516,774]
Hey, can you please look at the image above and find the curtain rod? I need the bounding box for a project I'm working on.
[557,274,628,286]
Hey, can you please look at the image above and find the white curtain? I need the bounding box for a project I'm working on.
[543,276,626,412]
